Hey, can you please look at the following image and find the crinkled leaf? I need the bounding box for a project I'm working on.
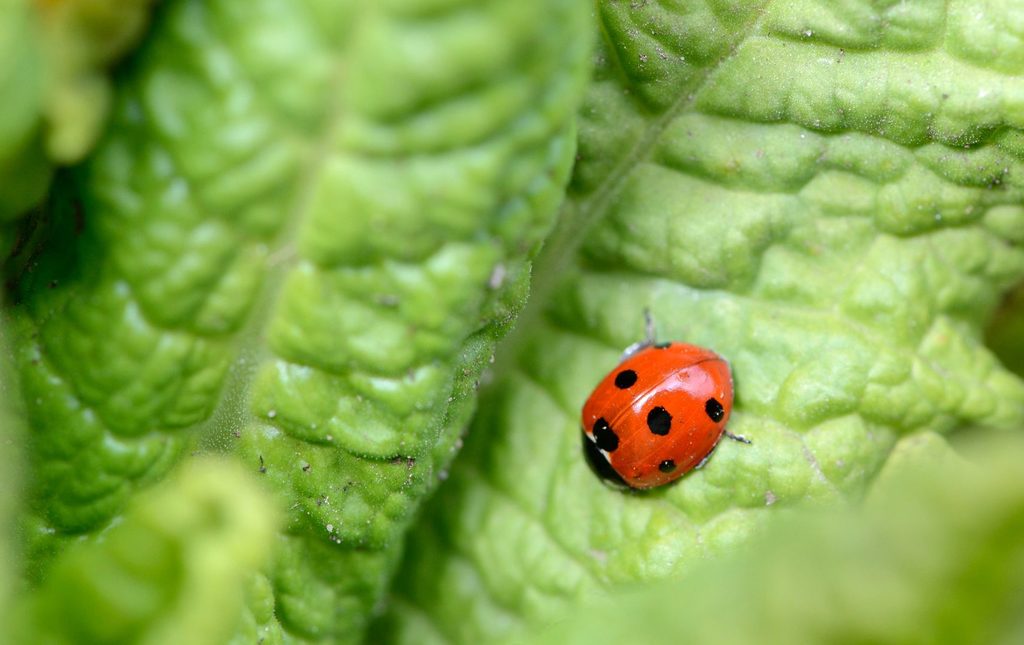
[10,0,591,641]
[0,0,156,252]
[374,1,1024,641]
[15,458,278,645]
[225,572,286,645]
[516,432,1024,645]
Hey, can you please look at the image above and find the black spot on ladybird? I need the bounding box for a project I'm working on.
[647,406,672,435]
[658,459,676,473]
[705,398,725,422]
[592,418,619,452]
[614,369,638,389]
[581,432,628,488]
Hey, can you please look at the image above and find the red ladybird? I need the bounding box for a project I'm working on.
[581,312,747,490]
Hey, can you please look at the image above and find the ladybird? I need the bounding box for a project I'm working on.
[580,313,747,490]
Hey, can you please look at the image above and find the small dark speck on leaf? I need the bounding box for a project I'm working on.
[258,455,266,474]
[390,456,416,469]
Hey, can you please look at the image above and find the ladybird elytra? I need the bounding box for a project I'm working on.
[581,339,738,490]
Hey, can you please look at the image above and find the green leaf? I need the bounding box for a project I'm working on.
[0,0,157,252]
[987,282,1024,378]
[514,432,1024,644]
[374,1,1024,641]
[0,0,48,233]
[15,458,279,645]
[34,0,160,162]
[10,0,591,641]
[0,326,25,634]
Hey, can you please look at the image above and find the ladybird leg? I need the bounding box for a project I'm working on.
[724,430,752,444]
[694,446,717,470]
[696,431,750,471]
[643,307,657,345]
[620,309,659,359]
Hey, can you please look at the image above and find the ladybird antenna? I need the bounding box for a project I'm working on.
[643,308,656,345]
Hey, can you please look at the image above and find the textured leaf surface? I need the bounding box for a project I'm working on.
[374,1,1024,641]
[518,432,1024,645]
[0,0,156,252]
[10,0,590,641]
[16,458,279,645]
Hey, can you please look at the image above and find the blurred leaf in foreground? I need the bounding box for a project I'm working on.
[0,327,24,635]
[34,0,157,163]
[519,431,1024,645]
[0,0,156,252]
[14,458,279,645]
[0,0,48,233]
